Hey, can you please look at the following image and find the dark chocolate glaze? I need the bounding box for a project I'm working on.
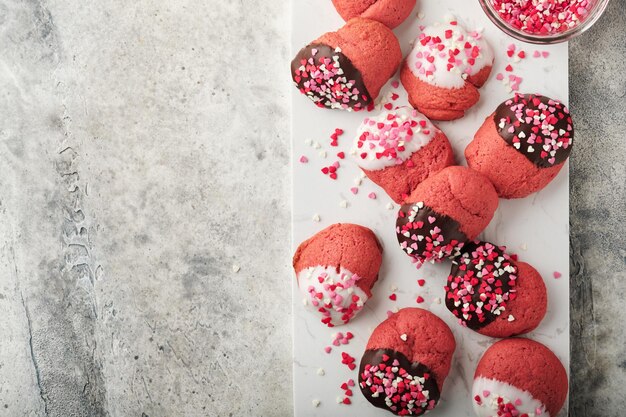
[290,43,371,111]
[396,203,466,263]
[494,93,574,168]
[445,240,517,330]
[359,348,440,415]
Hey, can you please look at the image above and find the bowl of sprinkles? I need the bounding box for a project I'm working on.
[478,0,610,43]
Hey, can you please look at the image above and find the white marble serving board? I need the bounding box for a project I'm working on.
[291,1,570,416]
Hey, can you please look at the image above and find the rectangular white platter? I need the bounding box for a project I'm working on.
[292,1,570,416]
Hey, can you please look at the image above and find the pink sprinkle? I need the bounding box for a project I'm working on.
[496,73,504,81]
[299,155,308,163]
[507,43,516,51]
[533,50,541,58]
[515,398,522,406]
[490,0,591,35]
[483,390,491,397]
[324,346,332,354]
[368,192,377,199]
[350,187,359,195]
[391,80,400,89]
[553,271,562,279]
[348,379,355,387]
[542,51,550,58]
[386,310,394,318]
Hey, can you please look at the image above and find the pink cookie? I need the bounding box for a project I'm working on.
[473,338,568,417]
[396,166,498,267]
[293,223,382,327]
[466,93,574,198]
[331,0,416,29]
[445,241,547,338]
[359,308,456,415]
[352,107,455,203]
[291,18,402,111]
[401,18,493,121]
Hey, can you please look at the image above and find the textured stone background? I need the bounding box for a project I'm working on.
[0,0,623,416]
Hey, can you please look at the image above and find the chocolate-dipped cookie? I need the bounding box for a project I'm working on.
[445,241,547,338]
[291,18,402,111]
[396,166,498,267]
[359,308,455,415]
[466,93,574,198]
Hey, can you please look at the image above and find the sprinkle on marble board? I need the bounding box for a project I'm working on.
[331,331,354,346]
[341,352,357,370]
[339,378,355,405]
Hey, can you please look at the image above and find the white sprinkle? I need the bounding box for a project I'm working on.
[319,150,327,158]
[417,12,425,19]
[360,171,367,179]
[313,141,321,149]
[520,243,528,251]
[434,297,442,305]
[312,214,321,222]
[312,399,321,407]
[390,285,398,292]
[386,203,394,210]
[232,265,240,273]
[508,314,515,322]
[400,333,408,341]
[354,177,362,186]
[336,396,343,403]
[317,368,325,376]
[339,200,349,208]
[304,139,312,145]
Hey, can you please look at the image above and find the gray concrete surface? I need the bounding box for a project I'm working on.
[0,0,623,416]
[569,0,626,415]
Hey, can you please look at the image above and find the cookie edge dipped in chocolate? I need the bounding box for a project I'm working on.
[396,202,467,264]
[291,43,371,111]
[494,93,574,168]
[359,348,440,415]
[445,241,517,330]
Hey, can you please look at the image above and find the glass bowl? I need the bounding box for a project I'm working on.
[477,0,611,44]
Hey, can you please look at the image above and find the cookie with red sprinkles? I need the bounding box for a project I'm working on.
[401,18,494,120]
[473,338,568,417]
[291,18,402,111]
[331,0,416,29]
[466,93,574,198]
[396,166,498,267]
[359,308,455,416]
[293,223,382,327]
[445,241,547,338]
[352,107,455,203]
